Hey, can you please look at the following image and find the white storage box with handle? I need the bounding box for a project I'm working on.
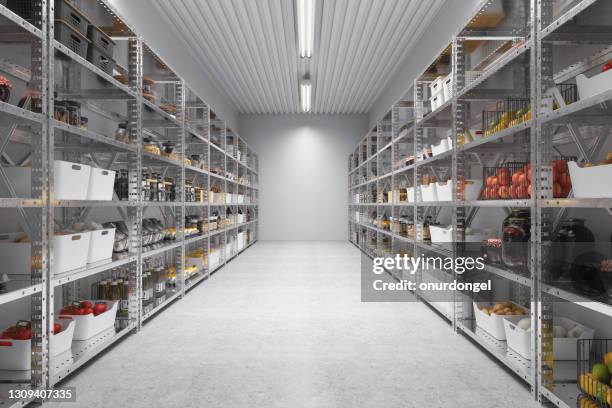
[442,73,453,102]
[461,179,482,201]
[54,231,91,273]
[86,167,116,201]
[420,183,438,202]
[87,228,116,264]
[58,300,118,341]
[431,138,450,157]
[0,231,91,275]
[430,225,453,244]
[576,69,612,101]
[0,320,76,370]
[504,315,594,360]
[473,302,529,340]
[430,94,442,112]
[429,76,444,98]
[0,160,91,200]
[53,160,92,200]
[568,161,612,198]
[50,320,75,357]
[436,181,453,202]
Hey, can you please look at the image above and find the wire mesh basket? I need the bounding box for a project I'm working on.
[482,162,529,200]
[482,98,531,137]
[578,339,612,407]
[558,83,578,106]
[6,0,42,24]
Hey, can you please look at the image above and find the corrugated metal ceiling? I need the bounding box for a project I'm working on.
[153,0,444,114]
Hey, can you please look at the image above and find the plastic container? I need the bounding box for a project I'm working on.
[436,181,453,201]
[236,194,244,204]
[226,193,233,204]
[461,179,482,201]
[54,160,92,200]
[50,320,75,357]
[420,183,438,202]
[209,249,221,268]
[407,187,415,203]
[55,0,90,36]
[87,46,115,75]
[86,167,116,200]
[58,300,118,341]
[442,73,453,102]
[568,161,612,198]
[431,138,450,156]
[430,94,442,112]
[86,25,115,57]
[0,320,75,370]
[54,231,91,273]
[504,315,594,360]
[473,302,529,340]
[429,76,444,98]
[87,228,115,264]
[576,69,612,100]
[430,225,453,243]
[54,20,90,59]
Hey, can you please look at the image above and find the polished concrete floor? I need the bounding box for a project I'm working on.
[49,241,538,408]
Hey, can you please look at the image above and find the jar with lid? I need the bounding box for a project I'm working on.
[65,100,81,126]
[54,101,68,123]
[164,177,175,201]
[115,122,128,143]
[156,173,165,201]
[502,209,531,271]
[149,173,159,201]
[141,173,150,201]
[549,219,595,280]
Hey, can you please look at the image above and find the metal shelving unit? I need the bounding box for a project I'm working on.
[0,1,258,406]
[349,1,612,407]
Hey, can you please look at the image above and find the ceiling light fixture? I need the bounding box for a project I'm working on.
[297,0,315,58]
[300,80,312,112]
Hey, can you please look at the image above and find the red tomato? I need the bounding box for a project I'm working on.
[83,308,94,315]
[498,172,511,186]
[517,185,528,198]
[528,184,532,198]
[553,182,562,198]
[93,303,107,316]
[80,300,93,309]
[562,185,571,198]
[527,168,532,183]
[560,172,571,189]
[518,173,527,186]
[604,61,612,72]
[14,327,31,340]
[53,323,62,334]
[512,171,522,186]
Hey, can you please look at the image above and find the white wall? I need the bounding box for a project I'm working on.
[239,115,368,241]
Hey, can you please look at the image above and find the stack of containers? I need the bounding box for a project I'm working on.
[429,76,444,112]
[86,15,116,74]
[54,0,91,59]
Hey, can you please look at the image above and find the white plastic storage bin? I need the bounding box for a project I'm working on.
[0,231,91,274]
[431,138,450,157]
[568,161,612,198]
[576,69,612,100]
[442,73,453,102]
[436,181,453,201]
[406,187,415,203]
[237,232,245,250]
[236,194,244,204]
[430,94,442,112]
[225,193,233,204]
[86,168,116,201]
[50,320,75,357]
[209,249,221,268]
[473,302,529,340]
[429,225,453,243]
[429,76,444,98]
[87,228,115,264]
[58,300,118,341]
[461,179,482,201]
[54,231,91,273]
[420,183,438,202]
[53,160,92,200]
[504,316,594,360]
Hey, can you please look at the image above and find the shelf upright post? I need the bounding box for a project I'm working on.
[221,121,227,264]
[127,37,143,331]
[177,80,186,296]
[204,104,211,276]
[376,120,382,258]
[535,0,555,403]
[451,36,465,333]
[413,80,425,297]
[30,0,51,392]
[391,105,398,269]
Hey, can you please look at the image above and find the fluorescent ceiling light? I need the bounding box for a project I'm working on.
[297,0,315,58]
[300,81,311,112]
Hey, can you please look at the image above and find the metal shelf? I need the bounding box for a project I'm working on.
[52,256,137,287]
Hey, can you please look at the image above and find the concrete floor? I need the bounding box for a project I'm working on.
[49,241,539,408]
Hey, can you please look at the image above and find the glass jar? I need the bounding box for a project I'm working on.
[141,174,150,201]
[65,101,81,126]
[501,209,531,270]
[550,219,595,280]
[156,173,165,201]
[165,177,175,201]
[80,116,88,130]
[54,101,68,123]
[115,122,128,143]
